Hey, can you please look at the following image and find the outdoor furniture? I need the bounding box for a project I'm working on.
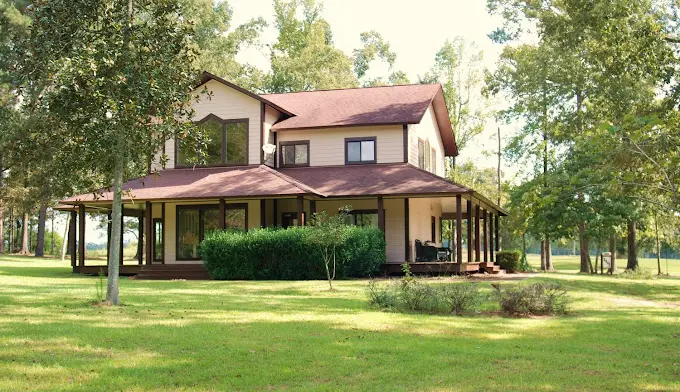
[415,239,438,262]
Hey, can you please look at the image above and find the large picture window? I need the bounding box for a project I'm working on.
[344,209,381,228]
[345,137,376,164]
[280,141,310,167]
[176,203,247,260]
[176,115,248,167]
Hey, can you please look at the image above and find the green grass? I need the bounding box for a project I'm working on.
[0,255,679,391]
[526,254,680,275]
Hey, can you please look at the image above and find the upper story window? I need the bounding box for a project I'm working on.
[424,140,431,171]
[418,139,425,169]
[345,137,376,164]
[176,115,248,167]
[280,141,309,167]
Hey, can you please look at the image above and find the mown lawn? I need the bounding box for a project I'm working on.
[0,255,679,391]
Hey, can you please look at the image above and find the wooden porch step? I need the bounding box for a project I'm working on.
[479,262,504,275]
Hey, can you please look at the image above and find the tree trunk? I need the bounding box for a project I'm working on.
[626,220,638,270]
[545,236,553,271]
[35,202,48,257]
[0,200,4,254]
[9,207,14,252]
[579,223,591,273]
[497,126,502,207]
[107,156,125,305]
[19,213,30,255]
[654,213,662,275]
[540,240,546,271]
[609,233,618,273]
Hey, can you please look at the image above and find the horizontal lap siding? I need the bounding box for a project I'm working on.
[263,106,281,167]
[408,104,445,176]
[277,125,404,166]
[408,198,443,261]
[315,198,404,264]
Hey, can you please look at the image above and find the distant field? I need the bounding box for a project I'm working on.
[525,254,680,275]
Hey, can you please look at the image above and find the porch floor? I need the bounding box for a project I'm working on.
[73,264,211,280]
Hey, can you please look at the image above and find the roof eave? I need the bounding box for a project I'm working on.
[196,72,295,117]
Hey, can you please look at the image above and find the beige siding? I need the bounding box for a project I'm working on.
[408,104,445,176]
[162,199,261,264]
[314,198,405,264]
[156,79,262,169]
[277,125,404,166]
[263,105,281,167]
[408,197,443,261]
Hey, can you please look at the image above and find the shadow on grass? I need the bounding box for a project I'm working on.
[1,306,678,392]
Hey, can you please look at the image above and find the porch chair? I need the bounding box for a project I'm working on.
[415,239,438,262]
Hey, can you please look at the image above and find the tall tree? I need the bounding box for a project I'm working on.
[266,0,357,92]
[18,0,199,305]
[352,30,408,87]
[420,38,488,171]
[182,0,267,91]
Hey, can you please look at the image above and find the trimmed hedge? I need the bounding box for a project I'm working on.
[199,226,386,280]
[496,250,521,272]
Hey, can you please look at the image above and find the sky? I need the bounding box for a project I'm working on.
[228,0,517,172]
[71,0,524,245]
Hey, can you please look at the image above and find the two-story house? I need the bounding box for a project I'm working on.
[61,72,506,279]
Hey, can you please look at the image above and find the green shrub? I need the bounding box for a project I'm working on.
[492,282,570,316]
[496,251,521,272]
[366,280,482,315]
[618,267,653,280]
[440,283,481,315]
[399,280,440,312]
[200,226,385,280]
[366,280,399,309]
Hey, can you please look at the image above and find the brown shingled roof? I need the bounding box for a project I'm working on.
[278,163,471,197]
[262,84,458,156]
[263,84,439,130]
[62,166,315,203]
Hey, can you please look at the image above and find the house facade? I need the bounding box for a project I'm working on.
[62,72,506,278]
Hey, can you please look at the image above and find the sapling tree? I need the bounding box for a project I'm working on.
[307,206,351,290]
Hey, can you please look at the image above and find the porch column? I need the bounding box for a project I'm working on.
[483,209,488,263]
[474,205,481,262]
[219,198,226,230]
[455,195,462,264]
[273,199,278,226]
[137,216,144,265]
[467,199,473,263]
[78,204,85,268]
[489,212,495,262]
[145,201,153,265]
[309,200,316,219]
[404,198,410,262]
[296,195,304,226]
[260,199,266,228]
[161,203,166,263]
[377,197,385,235]
[495,214,500,252]
[106,212,112,261]
[69,210,77,268]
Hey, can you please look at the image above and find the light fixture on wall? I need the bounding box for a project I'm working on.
[262,144,276,162]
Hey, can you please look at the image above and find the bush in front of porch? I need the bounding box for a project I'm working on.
[199,226,385,280]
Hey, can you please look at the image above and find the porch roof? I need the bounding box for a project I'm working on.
[278,163,469,197]
[61,165,316,204]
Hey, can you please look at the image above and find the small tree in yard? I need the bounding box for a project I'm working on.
[307,207,351,290]
[16,0,199,305]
